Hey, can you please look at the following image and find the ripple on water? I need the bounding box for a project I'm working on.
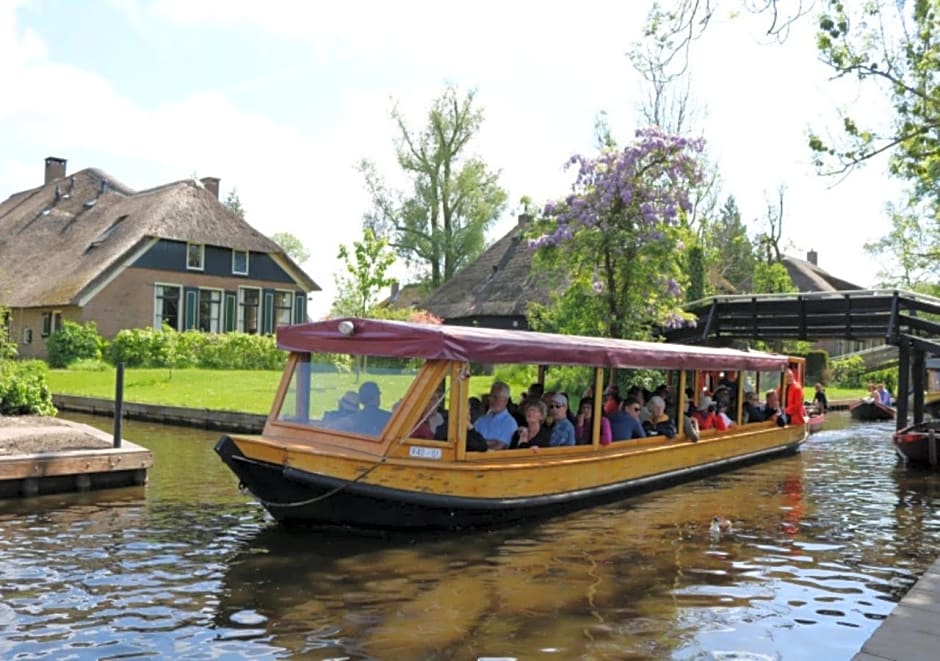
[2,413,940,659]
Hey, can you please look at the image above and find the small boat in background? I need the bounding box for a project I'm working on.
[893,420,940,466]
[806,406,825,433]
[849,398,896,422]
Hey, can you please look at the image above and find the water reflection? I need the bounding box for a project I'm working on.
[0,412,938,659]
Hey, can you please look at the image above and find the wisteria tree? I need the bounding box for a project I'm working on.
[528,128,706,340]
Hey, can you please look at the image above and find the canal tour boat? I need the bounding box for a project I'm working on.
[215,318,808,529]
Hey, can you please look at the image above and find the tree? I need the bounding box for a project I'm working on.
[359,86,508,288]
[705,195,756,293]
[864,197,940,293]
[810,1,940,203]
[530,128,706,340]
[223,187,245,220]
[330,228,397,318]
[753,187,795,294]
[270,231,310,264]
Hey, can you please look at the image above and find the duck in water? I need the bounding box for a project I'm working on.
[710,515,733,536]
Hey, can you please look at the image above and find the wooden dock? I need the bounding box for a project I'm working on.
[0,416,153,498]
[854,557,940,660]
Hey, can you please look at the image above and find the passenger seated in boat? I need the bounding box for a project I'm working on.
[351,381,391,435]
[411,393,446,440]
[476,381,518,450]
[876,383,893,406]
[643,395,676,438]
[468,396,484,423]
[575,397,612,445]
[716,401,736,429]
[743,391,763,423]
[511,400,552,448]
[609,395,647,440]
[322,390,359,426]
[547,393,576,446]
[751,390,782,425]
[694,398,726,431]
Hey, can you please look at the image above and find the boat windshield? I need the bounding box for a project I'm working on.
[275,353,423,437]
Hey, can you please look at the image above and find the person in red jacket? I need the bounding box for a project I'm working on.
[782,368,805,425]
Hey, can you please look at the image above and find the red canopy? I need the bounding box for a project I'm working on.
[277,318,790,372]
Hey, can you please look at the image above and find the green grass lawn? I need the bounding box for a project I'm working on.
[47,368,283,414]
[44,367,873,415]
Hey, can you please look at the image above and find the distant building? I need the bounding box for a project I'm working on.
[0,156,319,360]
[421,214,551,330]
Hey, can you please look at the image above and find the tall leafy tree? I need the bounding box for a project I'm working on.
[864,198,940,293]
[269,232,310,264]
[706,195,756,293]
[359,86,508,288]
[530,128,706,340]
[330,228,396,318]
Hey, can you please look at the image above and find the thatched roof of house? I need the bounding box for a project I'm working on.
[782,251,862,292]
[421,215,552,321]
[0,167,319,308]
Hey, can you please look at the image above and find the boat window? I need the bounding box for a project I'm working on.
[406,376,449,441]
[275,353,422,438]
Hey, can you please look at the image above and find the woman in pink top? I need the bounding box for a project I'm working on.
[575,397,612,445]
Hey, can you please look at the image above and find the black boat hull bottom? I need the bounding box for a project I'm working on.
[215,435,803,530]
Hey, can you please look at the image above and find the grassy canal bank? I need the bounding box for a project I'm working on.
[46,367,862,414]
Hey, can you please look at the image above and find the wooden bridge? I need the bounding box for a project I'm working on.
[661,289,940,430]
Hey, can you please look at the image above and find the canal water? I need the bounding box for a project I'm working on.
[2,414,939,660]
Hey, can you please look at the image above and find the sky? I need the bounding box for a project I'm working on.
[1,0,902,318]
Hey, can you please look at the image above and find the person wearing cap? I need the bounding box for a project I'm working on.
[547,393,576,446]
[323,390,359,426]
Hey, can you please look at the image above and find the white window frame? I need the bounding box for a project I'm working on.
[237,286,261,334]
[186,243,205,271]
[232,249,249,275]
[198,287,223,333]
[274,289,293,328]
[154,282,182,330]
[41,310,62,338]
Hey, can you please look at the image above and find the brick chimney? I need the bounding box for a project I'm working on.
[44,157,66,185]
[517,213,532,226]
[807,249,818,266]
[200,177,220,199]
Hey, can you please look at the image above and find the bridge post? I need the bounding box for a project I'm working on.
[897,337,911,430]
[913,348,925,425]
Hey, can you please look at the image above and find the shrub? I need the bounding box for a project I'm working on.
[0,359,56,415]
[108,326,175,367]
[803,350,829,383]
[865,367,898,395]
[47,321,103,368]
[831,355,866,388]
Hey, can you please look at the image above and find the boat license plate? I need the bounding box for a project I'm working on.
[409,446,442,460]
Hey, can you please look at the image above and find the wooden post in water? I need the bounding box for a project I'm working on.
[113,362,124,448]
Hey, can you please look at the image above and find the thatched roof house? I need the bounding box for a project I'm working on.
[421,214,551,330]
[0,157,319,359]
[782,250,862,292]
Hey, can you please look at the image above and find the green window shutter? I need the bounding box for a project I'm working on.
[263,291,274,334]
[184,290,198,330]
[224,293,236,332]
[293,293,306,323]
